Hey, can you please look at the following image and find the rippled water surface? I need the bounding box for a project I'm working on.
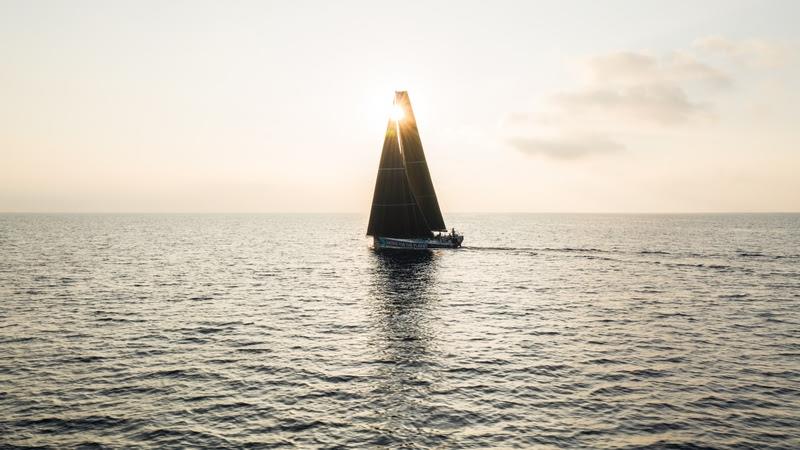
[1,214,799,449]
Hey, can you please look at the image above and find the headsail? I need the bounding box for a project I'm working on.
[366,118,433,238]
[395,91,448,231]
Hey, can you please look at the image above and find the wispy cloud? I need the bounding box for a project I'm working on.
[555,82,708,125]
[588,51,731,88]
[504,42,743,160]
[555,51,726,126]
[693,36,795,68]
[508,134,625,160]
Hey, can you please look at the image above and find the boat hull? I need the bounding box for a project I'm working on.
[373,235,463,251]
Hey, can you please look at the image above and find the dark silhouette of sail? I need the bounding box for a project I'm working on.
[395,91,447,231]
[367,119,433,238]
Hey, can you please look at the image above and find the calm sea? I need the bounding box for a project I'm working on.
[1,214,798,449]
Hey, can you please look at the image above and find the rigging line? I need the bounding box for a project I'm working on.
[395,111,404,156]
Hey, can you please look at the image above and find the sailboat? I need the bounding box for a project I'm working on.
[367,91,464,250]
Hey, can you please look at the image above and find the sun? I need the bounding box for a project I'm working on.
[391,104,405,121]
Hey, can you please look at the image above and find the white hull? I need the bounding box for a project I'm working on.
[373,235,463,251]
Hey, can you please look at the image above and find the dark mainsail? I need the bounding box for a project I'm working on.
[366,118,432,238]
[395,91,448,231]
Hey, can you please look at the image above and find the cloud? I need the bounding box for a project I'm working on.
[504,43,743,159]
[555,82,708,125]
[588,51,731,88]
[502,112,534,125]
[500,111,558,127]
[694,36,794,68]
[588,51,656,83]
[508,134,625,160]
[666,52,733,87]
[551,50,728,125]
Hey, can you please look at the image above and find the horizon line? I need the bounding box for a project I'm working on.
[1,211,798,215]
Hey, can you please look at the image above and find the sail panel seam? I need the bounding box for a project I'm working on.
[372,203,418,206]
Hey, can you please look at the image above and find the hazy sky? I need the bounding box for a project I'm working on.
[1,0,798,213]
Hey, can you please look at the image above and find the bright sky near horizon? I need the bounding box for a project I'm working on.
[1,0,798,213]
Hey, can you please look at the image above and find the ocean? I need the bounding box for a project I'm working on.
[1,213,798,448]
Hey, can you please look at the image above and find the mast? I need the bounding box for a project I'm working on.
[395,91,448,231]
[366,117,433,238]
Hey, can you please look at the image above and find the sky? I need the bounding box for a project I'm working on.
[1,0,798,213]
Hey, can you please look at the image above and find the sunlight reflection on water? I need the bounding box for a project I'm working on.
[0,214,798,448]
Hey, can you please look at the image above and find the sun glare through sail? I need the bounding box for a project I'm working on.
[391,104,405,121]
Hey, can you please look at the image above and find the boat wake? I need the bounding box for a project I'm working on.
[463,245,538,252]
[464,245,607,254]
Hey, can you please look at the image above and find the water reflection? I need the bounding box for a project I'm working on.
[368,250,439,363]
[367,251,443,444]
